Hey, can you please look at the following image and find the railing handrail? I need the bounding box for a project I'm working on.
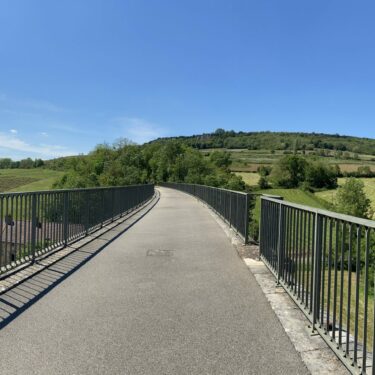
[160,182,250,196]
[261,195,375,228]
[0,183,154,197]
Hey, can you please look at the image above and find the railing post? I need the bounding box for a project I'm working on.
[63,191,69,246]
[111,189,115,222]
[85,191,90,235]
[244,193,250,244]
[312,212,323,332]
[100,190,104,228]
[277,202,285,285]
[229,192,232,228]
[31,194,37,263]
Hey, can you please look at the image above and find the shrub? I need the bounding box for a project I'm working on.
[270,155,307,188]
[305,161,338,189]
[258,176,269,189]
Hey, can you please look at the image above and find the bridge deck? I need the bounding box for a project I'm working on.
[0,187,307,374]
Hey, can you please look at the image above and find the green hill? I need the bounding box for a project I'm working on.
[153,130,375,155]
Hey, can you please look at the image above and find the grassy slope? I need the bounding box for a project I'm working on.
[252,188,327,226]
[0,169,64,192]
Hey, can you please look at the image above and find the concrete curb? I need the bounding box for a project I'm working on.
[198,197,349,375]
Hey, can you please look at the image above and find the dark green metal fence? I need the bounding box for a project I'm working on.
[260,196,375,374]
[0,184,154,275]
[160,182,251,243]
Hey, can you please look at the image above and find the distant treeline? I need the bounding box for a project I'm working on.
[152,129,375,155]
[0,157,44,169]
[259,160,375,191]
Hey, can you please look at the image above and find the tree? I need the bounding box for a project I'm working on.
[214,128,226,136]
[335,178,372,219]
[209,151,231,169]
[19,158,34,169]
[0,158,12,169]
[34,158,44,167]
[305,161,338,189]
[258,176,269,189]
[257,165,272,177]
[270,155,307,188]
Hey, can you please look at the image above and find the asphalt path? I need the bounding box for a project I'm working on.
[0,187,308,374]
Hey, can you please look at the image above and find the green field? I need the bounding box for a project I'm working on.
[0,169,64,192]
[235,172,260,186]
[250,188,328,238]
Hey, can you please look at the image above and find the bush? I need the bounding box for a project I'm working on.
[257,165,272,177]
[305,161,338,189]
[258,176,269,189]
[270,155,307,188]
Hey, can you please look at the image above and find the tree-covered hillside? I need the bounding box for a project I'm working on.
[52,139,247,192]
[151,129,375,155]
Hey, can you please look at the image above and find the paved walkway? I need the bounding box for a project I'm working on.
[0,187,308,374]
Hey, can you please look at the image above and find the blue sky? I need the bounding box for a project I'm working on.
[1,0,374,160]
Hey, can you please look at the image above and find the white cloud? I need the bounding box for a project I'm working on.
[0,132,76,159]
[113,117,167,144]
[40,132,48,137]
[10,129,18,134]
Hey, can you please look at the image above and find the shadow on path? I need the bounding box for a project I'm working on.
[0,192,160,330]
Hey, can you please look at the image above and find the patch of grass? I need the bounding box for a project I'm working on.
[235,172,260,187]
[0,177,38,192]
[0,169,64,192]
[322,268,374,351]
[251,188,327,231]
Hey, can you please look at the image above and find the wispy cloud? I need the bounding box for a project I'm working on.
[0,94,65,114]
[113,117,167,144]
[0,132,76,159]
[17,98,64,112]
[48,123,103,137]
[10,129,18,134]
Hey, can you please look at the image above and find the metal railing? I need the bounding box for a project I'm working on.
[160,182,251,243]
[260,196,375,374]
[0,184,154,276]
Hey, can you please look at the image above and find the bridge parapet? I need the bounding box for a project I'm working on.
[260,195,375,374]
[0,184,154,277]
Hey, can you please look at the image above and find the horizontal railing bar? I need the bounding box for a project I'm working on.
[161,182,250,196]
[261,196,375,228]
[0,184,152,198]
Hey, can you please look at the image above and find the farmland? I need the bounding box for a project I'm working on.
[226,147,375,221]
[202,148,375,174]
[0,169,64,192]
